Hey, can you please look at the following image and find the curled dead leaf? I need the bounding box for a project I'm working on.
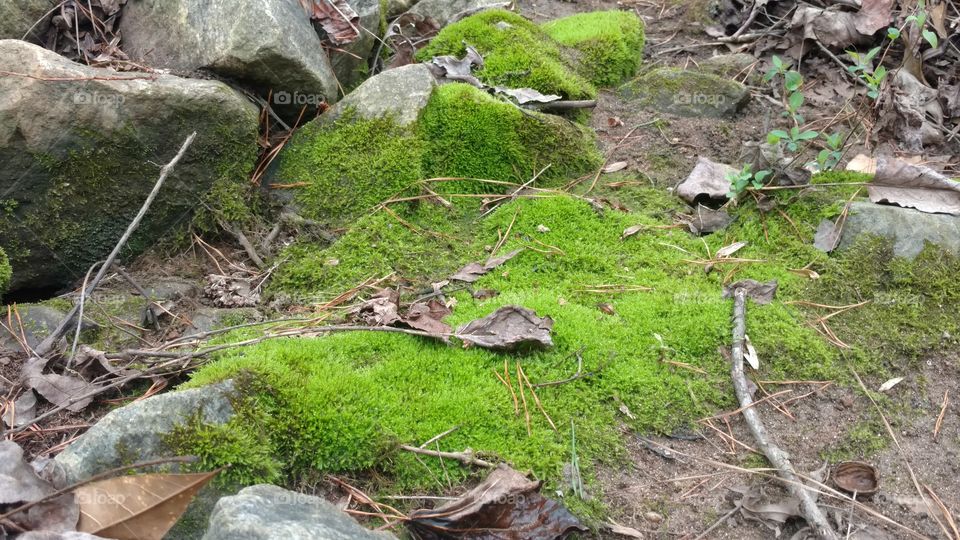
[456,306,553,351]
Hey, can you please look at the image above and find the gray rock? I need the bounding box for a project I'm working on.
[699,53,759,80]
[203,484,395,540]
[0,304,97,353]
[327,64,437,126]
[0,0,58,42]
[55,382,236,483]
[839,201,960,259]
[330,0,384,93]
[387,0,421,17]
[409,0,514,27]
[184,307,262,338]
[119,0,338,116]
[675,156,737,204]
[0,40,258,292]
[621,67,750,118]
[145,279,201,301]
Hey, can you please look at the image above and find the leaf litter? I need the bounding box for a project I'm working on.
[407,464,587,539]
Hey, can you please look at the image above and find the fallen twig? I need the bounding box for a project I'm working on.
[730,288,839,539]
[37,132,198,358]
[399,445,495,468]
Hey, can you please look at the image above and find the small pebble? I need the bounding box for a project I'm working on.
[645,511,664,524]
[840,395,854,408]
[536,224,550,233]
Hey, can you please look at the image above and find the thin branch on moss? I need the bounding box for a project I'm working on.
[37,132,198,358]
[730,288,839,540]
[399,445,495,469]
[418,425,461,449]
[518,363,557,432]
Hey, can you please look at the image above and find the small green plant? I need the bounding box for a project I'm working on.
[846,46,887,99]
[764,56,805,124]
[767,126,819,153]
[726,164,771,198]
[813,132,844,172]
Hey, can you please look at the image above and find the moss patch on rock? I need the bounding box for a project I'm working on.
[0,246,11,297]
[274,83,602,225]
[279,112,424,222]
[417,9,597,100]
[621,67,750,118]
[419,84,602,190]
[542,10,645,87]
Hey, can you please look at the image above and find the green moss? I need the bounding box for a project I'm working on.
[542,11,645,87]
[269,203,476,299]
[186,191,863,498]
[0,247,10,297]
[417,10,596,100]
[419,84,602,190]
[279,112,424,223]
[824,417,888,461]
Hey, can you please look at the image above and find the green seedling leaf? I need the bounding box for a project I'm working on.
[788,91,804,111]
[887,27,901,39]
[772,55,783,70]
[865,46,882,62]
[784,71,803,92]
[768,130,788,144]
[753,170,771,183]
[922,29,938,48]
[795,130,819,141]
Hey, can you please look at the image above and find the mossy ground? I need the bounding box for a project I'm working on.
[174,163,960,524]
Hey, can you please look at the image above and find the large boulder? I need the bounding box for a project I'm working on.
[119,0,338,116]
[0,39,258,292]
[326,64,437,127]
[409,0,512,27]
[329,0,384,93]
[0,0,58,42]
[839,201,960,259]
[203,484,395,540]
[54,381,236,483]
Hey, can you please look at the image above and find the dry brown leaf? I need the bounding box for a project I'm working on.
[789,6,874,50]
[407,464,587,539]
[23,357,101,412]
[621,225,644,240]
[3,389,37,428]
[854,0,894,35]
[0,441,80,532]
[607,522,644,538]
[456,306,553,351]
[402,299,452,336]
[682,206,734,235]
[298,0,360,45]
[75,470,219,540]
[675,157,736,204]
[878,376,904,392]
[845,153,877,174]
[788,267,820,279]
[602,161,628,174]
[813,218,842,252]
[716,241,748,259]
[869,155,960,215]
[451,249,522,283]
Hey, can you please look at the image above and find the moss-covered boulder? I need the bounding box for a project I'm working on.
[419,84,601,190]
[621,67,750,118]
[0,40,258,292]
[542,10,645,87]
[273,82,601,224]
[417,9,597,100]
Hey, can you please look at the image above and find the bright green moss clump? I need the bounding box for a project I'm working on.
[420,84,602,189]
[185,192,860,497]
[279,112,424,223]
[0,247,11,296]
[542,10,645,87]
[417,9,597,100]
